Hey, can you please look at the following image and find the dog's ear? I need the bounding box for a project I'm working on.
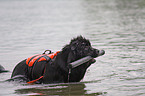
[67,51,76,64]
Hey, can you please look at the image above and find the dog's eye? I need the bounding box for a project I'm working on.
[82,43,86,46]
[82,42,89,46]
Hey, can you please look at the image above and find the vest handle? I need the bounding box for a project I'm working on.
[43,50,52,54]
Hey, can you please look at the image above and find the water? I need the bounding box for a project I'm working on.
[0,0,145,95]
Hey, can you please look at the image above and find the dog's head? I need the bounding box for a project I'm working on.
[62,36,105,65]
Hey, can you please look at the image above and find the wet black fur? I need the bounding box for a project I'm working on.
[11,36,101,84]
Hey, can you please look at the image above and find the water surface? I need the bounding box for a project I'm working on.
[0,0,145,96]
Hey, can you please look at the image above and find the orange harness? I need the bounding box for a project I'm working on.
[26,51,60,84]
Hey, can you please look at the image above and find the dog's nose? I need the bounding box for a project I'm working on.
[98,50,105,56]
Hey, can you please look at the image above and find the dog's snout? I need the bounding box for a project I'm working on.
[91,49,105,58]
[98,50,105,56]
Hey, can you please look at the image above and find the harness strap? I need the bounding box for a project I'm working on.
[38,55,51,62]
[27,76,44,84]
[27,65,47,84]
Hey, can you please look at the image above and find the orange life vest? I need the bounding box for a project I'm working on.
[26,51,60,67]
[26,51,60,84]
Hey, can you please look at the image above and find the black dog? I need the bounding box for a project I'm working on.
[11,36,105,84]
